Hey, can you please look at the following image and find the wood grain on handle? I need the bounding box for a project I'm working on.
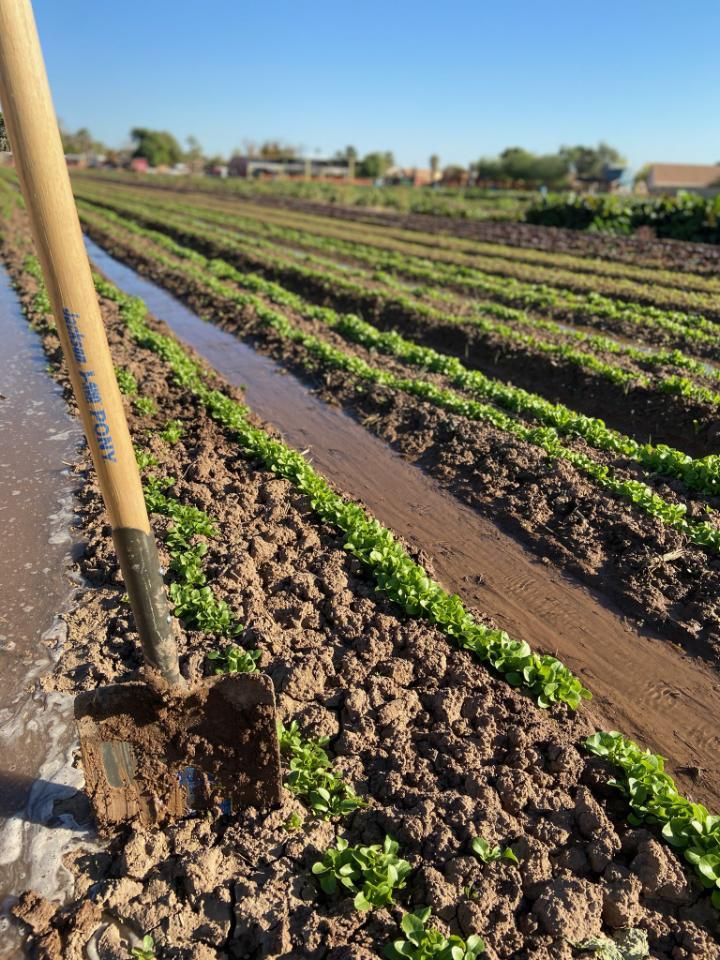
[0,0,148,533]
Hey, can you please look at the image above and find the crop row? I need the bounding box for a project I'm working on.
[93,183,720,335]
[79,200,720,504]
[98,273,590,709]
[74,172,720,296]
[526,190,720,245]
[73,179,720,315]
[8,226,720,923]
[78,202,720,557]
[204,192,720,294]
[79,183,720,378]
[90,267,720,916]
[172,203,720,344]
[77,199,720,418]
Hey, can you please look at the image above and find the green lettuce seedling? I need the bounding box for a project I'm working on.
[279,721,366,819]
[159,418,184,444]
[312,835,410,911]
[585,732,720,910]
[471,836,518,865]
[207,645,260,674]
[134,395,157,416]
[115,365,138,396]
[130,935,156,960]
[574,928,649,959]
[385,908,485,960]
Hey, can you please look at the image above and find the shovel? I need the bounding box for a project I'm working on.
[0,0,282,831]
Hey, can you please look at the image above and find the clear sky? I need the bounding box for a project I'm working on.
[29,0,720,174]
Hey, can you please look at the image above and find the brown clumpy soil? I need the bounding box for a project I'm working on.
[71,216,720,658]
[221,191,720,278]
[80,209,720,456]
[2,239,720,959]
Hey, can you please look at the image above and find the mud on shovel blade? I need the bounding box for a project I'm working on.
[75,672,283,832]
[0,0,282,833]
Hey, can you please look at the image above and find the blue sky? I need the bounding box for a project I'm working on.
[30,0,720,174]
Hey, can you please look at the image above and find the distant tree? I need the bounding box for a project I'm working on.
[258,139,299,160]
[429,154,440,178]
[633,163,651,186]
[185,135,205,173]
[358,150,394,179]
[560,142,625,179]
[60,125,104,155]
[333,145,358,161]
[472,146,570,187]
[442,164,466,183]
[0,112,9,152]
[204,153,226,173]
[130,128,183,167]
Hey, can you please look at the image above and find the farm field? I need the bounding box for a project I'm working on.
[1,168,720,958]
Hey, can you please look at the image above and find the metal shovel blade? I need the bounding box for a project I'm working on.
[74,673,282,833]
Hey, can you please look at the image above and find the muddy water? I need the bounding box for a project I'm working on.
[87,238,720,809]
[0,269,88,955]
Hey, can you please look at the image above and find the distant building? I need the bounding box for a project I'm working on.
[129,157,149,173]
[571,163,625,193]
[228,155,349,179]
[64,153,87,169]
[384,166,433,187]
[646,163,720,197]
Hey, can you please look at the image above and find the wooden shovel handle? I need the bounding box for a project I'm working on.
[0,0,182,686]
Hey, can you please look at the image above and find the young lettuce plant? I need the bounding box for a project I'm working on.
[134,395,157,416]
[471,837,518,865]
[584,732,720,909]
[130,935,156,960]
[312,835,411,911]
[115,365,138,396]
[159,418,184,444]
[574,928,649,960]
[385,908,485,960]
[279,721,366,819]
[207,644,260,674]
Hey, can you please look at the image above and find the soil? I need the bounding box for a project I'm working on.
[70,216,720,659]
[77,174,720,276]
[2,223,720,958]
[219,192,720,278]
[78,210,720,458]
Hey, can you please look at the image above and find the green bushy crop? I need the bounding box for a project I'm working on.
[385,908,485,960]
[585,731,720,909]
[278,721,365,819]
[312,835,410,910]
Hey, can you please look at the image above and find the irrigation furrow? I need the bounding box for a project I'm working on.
[73,201,720,559]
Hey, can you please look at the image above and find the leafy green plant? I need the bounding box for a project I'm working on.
[159,418,184,444]
[134,445,158,470]
[130,935,156,960]
[115,365,138,396]
[207,644,260,674]
[471,836,518,865]
[278,721,365,819]
[385,908,485,960]
[134,395,157,416]
[96,271,591,711]
[312,835,411,911]
[283,811,304,832]
[585,732,720,909]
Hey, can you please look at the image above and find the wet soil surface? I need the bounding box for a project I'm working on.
[80,233,720,671]
[4,244,720,960]
[80,208,720,457]
[0,267,87,957]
